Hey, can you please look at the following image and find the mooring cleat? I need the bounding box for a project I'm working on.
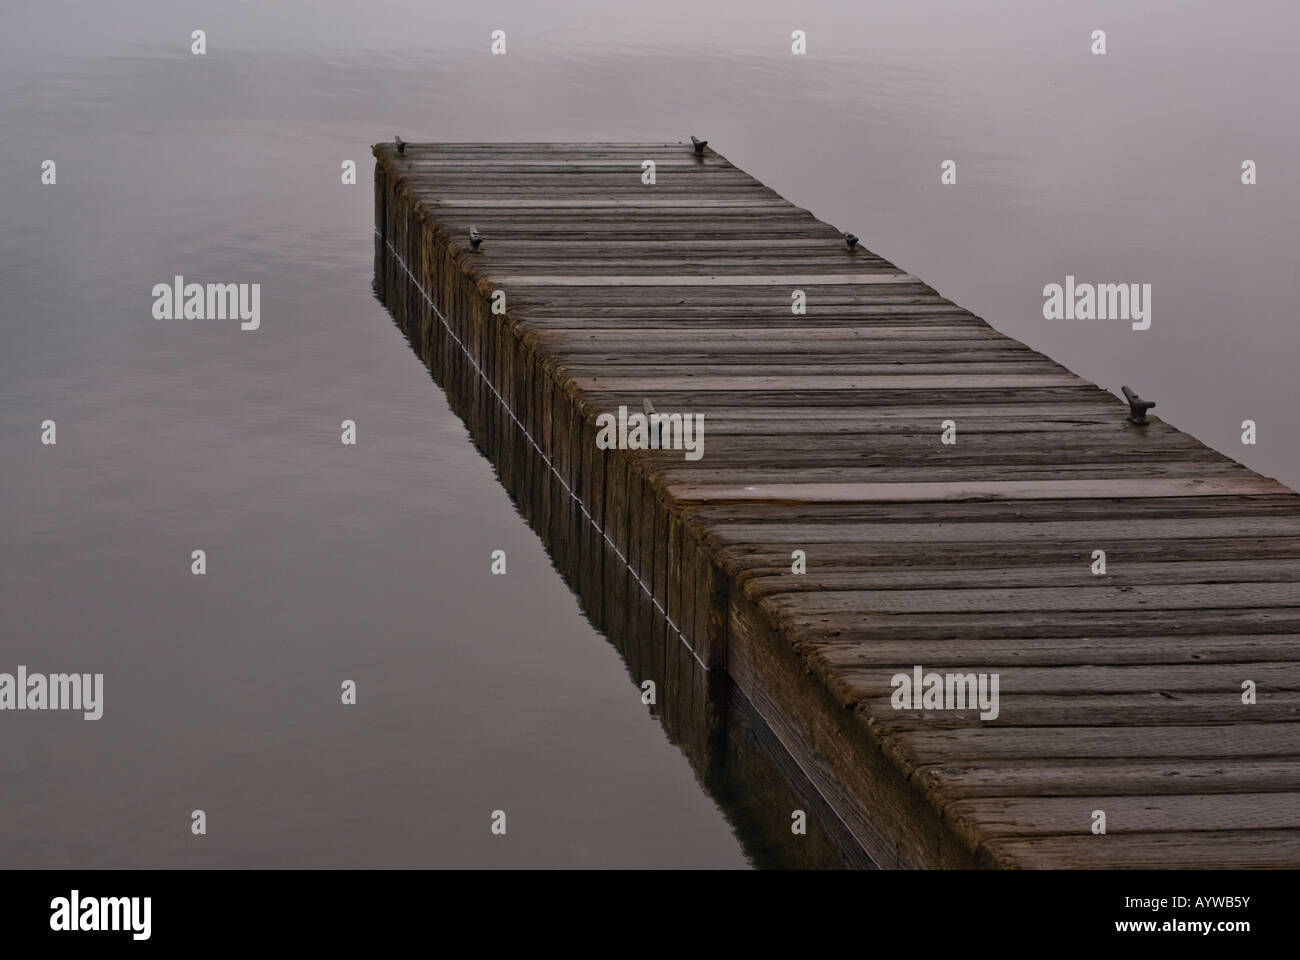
[1121,385,1156,425]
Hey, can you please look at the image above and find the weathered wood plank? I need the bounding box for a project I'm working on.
[576,375,1086,391]
[767,581,1300,614]
[491,270,920,282]
[837,661,1300,697]
[808,634,1300,668]
[704,515,1300,544]
[884,723,1300,763]
[864,692,1300,729]
[949,793,1300,836]
[916,758,1300,798]
[984,830,1300,870]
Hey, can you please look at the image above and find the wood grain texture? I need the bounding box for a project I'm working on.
[374,140,1300,869]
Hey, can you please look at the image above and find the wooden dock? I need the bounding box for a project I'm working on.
[373,141,1300,869]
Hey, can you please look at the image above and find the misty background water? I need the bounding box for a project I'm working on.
[1,0,1296,868]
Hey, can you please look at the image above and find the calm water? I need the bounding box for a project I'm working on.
[2,0,1297,868]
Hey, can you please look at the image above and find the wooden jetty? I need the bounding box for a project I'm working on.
[373,141,1300,869]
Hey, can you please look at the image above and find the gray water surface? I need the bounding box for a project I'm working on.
[2,0,1296,868]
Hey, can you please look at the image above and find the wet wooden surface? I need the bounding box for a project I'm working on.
[374,141,1300,869]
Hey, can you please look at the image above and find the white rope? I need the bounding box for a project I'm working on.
[375,228,707,672]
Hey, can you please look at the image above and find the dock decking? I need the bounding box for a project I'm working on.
[373,141,1300,868]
